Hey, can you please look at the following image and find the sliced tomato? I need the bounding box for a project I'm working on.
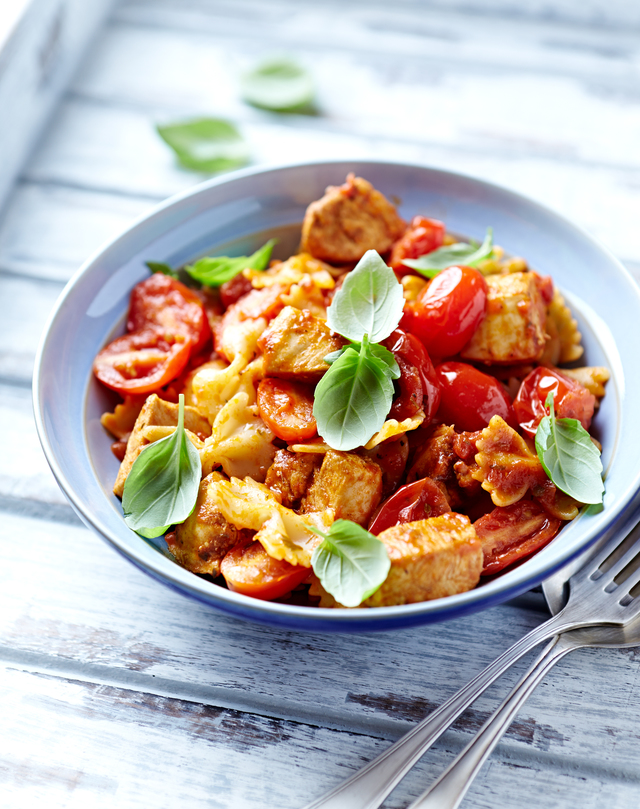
[390,216,445,271]
[221,541,311,600]
[219,273,253,309]
[383,328,441,422]
[402,265,487,359]
[368,477,450,535]
[257,378,317,442]
[436,361,517,432]
[474,499,562,576]
[128,273,211,354]
[93,328,191,395]
[513,366,596,438]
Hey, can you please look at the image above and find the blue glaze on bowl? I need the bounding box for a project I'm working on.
[34,160,640,632]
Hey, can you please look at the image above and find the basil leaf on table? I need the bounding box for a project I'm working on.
[402,227,494,277]
[156,118,250,173]
[327,249,405,344]
[313,338,399,452]
[241,56,315,112]
[122,394,202,538]
[310,520,391,607]
[535,392,604,505]
[146,261,179,279]
[185,239,277,287]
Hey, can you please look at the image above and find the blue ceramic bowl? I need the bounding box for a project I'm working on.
[33,160,640,632]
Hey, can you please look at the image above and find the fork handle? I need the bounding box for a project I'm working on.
[406,633,580,809]
[302,611,575,809]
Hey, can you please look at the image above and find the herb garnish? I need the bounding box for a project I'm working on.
[535,391,604,504]
[241,56,315,112]
[156,118,250,173]
[145,261,179,279]
[402,227,494,277]
[313,250,404,451]
[310,520,391,607]
[123,394,201,538]
[184,239,277,287]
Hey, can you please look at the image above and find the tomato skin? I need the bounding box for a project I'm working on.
[390,216,445,271]
[368,478,450,535]
[435,361,517,432]
[514,367,597,438]
[402,265,487,359]
[257,378,317,442]
[220,273,253,309]
[221,541,311,600]
[128,273,211,354]
[383,329,442,423]
[93,328,191,395]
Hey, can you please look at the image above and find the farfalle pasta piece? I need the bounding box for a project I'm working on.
[540,288,584,366]
[559,366,610,400]
[471,415,548,507]
[364,411,425,450]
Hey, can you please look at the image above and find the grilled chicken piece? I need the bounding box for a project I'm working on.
[258,306,345,382]
[302,449,382,526]
[461,272,547,364]
[265,449,322,509]
[406,424,460,508]
[300,174,406,264]
[113,394,211,497]
[167,473,238,576]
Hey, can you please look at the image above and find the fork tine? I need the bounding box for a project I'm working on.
[615,563,640,601]
[583,520,640,580]
[600,542,640,585]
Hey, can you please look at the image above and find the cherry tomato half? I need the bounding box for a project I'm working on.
[257,378,318,442]
[383,328,441,423]
[128,273,211,354]
[368,477,450,535]
[221,541,311,600]
[402,265,487,359]
[513,366,597,438]
[390,216,445,271]
[93,328,191,395]
[435,361,517,432]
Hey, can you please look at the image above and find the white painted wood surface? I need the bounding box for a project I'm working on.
[2,1,640,806]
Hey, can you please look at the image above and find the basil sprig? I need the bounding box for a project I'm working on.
[122,395,202,538]
[145,261,179,279]
[402,227,494,277]
[311,520,391,607]
[535,392,604,505]
[313,250,404,451]
[157,118,250,173]
[185,239,277,287]
[241,56,315,112]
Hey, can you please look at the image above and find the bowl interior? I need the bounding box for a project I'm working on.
[36,160,640,632]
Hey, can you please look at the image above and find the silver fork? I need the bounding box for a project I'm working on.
[303,509,640,809]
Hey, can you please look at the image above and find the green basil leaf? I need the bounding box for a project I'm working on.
[366,341,401,380]
[402,227,494,277]
[327,250,404,344]
[324,348,348,365]
[122,394,202,537]
[146,261,179,279]
[313,340,396,451]
[535,392,604,504]
[241,56,314,112]
[156,118,250,173]
[310,520,390,607]
[185,239,277,287]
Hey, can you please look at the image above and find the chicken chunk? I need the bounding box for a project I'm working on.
[113,394,211,497]
[265,449,322,508]
[365,514,482,606]
[300,174,406,264]
[258,306,345,382]
[302,449,382,526]
[461,272,547,364]
[166,473,239,576]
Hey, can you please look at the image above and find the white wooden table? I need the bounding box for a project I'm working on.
[2,2,640,806]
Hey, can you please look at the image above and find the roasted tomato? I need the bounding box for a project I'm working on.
[402,265,487,359]
[368,477,450,535]
[128,273,211,354]
[219,273,253,309]
[383,328,441,422]
[221,541,311,600]
[514,366,597,438]
[93,328,191,395]
[390,216,445,271]
[436,361,517,432]
[257,378,318,442]
[474,499,562,576]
